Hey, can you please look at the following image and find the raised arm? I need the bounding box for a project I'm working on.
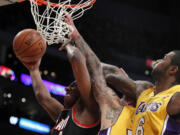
[64,14,138,100]
[22,60,64,122]
[64,14,124,129]
[65,19,118,105]
[61,44,98,112]
[106,73,154,100]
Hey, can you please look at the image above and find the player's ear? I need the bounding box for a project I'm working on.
[169,65,178,76]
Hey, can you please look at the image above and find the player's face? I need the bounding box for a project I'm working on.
[151,52,175,81]
[64,81,80,107]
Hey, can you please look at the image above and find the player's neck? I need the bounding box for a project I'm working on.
[154,79,176,95]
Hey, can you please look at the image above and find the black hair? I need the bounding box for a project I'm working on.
[171,50,180,83]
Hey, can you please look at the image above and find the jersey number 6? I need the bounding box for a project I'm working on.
[136,117,145,135]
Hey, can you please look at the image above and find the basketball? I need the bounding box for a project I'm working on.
[13,29,46,63]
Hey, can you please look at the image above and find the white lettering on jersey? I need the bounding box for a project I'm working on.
[54,116,70,132]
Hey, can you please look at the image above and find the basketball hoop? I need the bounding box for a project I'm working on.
[29,0,96,45]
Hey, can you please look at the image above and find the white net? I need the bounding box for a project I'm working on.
[30,0,95,45]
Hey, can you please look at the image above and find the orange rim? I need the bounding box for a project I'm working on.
[30,0,96,8]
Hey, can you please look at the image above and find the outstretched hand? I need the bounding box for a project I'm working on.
[63,12,80,40]
[21,59,41,71]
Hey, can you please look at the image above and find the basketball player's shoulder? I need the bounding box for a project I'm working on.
[167,89,180,116]
[169,85,180,92]
[139,87,155,97]
[167,85,180,103]
[169,92,180,103]
[163,85,180,96]
[165,85,180,112]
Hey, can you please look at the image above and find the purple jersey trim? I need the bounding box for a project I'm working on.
[99,128,111,135]
[162,115,180,135]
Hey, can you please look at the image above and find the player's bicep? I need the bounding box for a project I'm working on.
[92,73,121,108]
[102,86,121,108]
[167,92,180,122]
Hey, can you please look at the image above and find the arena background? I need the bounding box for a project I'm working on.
[0,0,179,134]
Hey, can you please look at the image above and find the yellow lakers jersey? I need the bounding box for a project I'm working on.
[99,106,135,135]
[132,85,180,135]
[111,106,135,135]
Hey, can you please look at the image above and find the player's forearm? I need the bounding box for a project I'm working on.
[106,73,137,99]
[30,69,51,104]
[73,35,109,106]
[73,34,89,56]
[74,34,101,78]
[66,45,98,110]
[66,45,91,94]
[30,69,63,122]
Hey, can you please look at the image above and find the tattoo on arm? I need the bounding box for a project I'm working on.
[74,31,125,130]
[105,107,122,124]
[74,35,102,82]
[74,34,122,107]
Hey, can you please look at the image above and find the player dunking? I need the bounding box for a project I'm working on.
[70,22,180,134]
[64,13,153,135]
[20,44,100,135]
